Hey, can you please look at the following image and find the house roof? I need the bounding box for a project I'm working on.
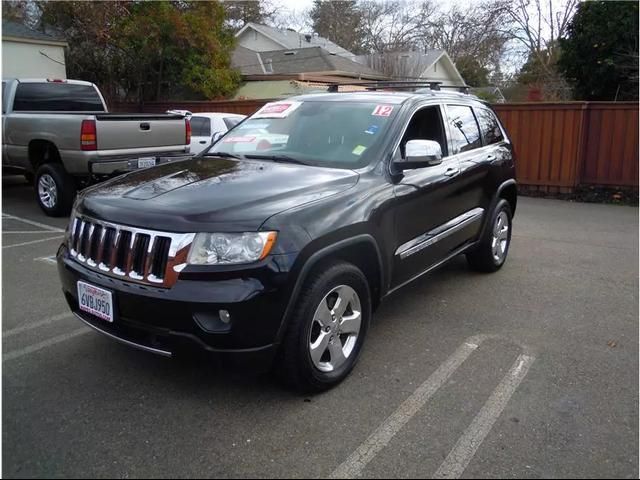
[232,45,386,79]
[2,20,66,45]
[236,22,356,60]
[354,50,466,86]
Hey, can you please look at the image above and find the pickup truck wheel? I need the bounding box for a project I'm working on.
[35,164,76,216]
[466,199,512,272]
[276,262,371,392]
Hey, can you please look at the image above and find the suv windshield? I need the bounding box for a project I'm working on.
[208,100,398,168]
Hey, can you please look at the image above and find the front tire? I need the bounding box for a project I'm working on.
[466,199,513,272]
[276,262,371,393]
[35,163,76,217]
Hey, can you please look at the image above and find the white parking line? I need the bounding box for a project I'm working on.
[4,231,62,234]
[2,213,65,233]
[433,354,536,479]
[34,255,57,265]
[3,235,63,249]
[3,327,90,363]
[4,312,73,338]
[329,336,485,479]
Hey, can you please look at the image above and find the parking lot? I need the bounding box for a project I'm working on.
[2,175,638,478]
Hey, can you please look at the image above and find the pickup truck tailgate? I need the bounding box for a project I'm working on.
[95,114,186,150]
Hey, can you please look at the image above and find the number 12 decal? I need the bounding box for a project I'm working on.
[372,105,394,117]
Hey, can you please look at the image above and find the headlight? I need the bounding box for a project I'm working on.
[187,231,277,265]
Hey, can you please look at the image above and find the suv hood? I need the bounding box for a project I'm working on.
[78,157,359,232]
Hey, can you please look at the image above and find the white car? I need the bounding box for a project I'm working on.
[168,111,246,154]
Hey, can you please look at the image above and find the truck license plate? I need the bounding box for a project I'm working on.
[138,157,156,168]
[77,281,114,323]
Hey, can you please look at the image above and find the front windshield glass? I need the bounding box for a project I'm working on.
[208,100,398,168]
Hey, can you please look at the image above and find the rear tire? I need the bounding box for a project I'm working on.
[466,199,512,273]
[276,261,371,393]
[35,163,76,217]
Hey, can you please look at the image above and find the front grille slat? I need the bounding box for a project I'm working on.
[67,216,189,288]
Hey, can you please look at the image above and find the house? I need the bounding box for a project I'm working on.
[2,20,67,78]
[355,50,466,87]
[231,45,387,99]
[235,22,356,61]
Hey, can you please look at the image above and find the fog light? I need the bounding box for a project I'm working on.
[219,310,231,324]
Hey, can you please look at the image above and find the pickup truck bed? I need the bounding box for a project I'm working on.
[2,78,191,216]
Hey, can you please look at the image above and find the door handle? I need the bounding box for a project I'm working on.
[444,167,461,177]
[199,140,207,144]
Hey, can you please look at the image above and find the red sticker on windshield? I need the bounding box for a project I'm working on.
[372,105,394,117]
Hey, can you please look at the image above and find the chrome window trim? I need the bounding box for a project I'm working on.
[395,207,485,259]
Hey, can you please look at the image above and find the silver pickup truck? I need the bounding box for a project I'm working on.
[2,78,191,216]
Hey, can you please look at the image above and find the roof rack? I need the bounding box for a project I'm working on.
[326,81,470,94]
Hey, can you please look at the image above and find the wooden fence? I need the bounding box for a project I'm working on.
[493,102,638,192]
[113,100,639,191]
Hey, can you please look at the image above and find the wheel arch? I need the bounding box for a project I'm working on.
[276,234,385,343]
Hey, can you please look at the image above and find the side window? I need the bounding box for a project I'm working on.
[398,105,447,158]
[475,107,504,145]
[446,105,482,154]
[190,116,211,137]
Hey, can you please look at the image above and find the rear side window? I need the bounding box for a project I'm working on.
[446,105,482,154]
[190,116,211,137]
[223,117,242,129]
[13,83,105,112]
[475,107,504,145]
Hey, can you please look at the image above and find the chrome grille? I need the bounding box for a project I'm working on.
[69,216,195,288]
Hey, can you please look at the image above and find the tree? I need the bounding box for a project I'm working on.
[456,55,490,87]
[223,0,277,31]
[358,0,434,53]
[309,0,366,54]
[38,1,240,103]
[505,0,578,100]
[558,1,639,101]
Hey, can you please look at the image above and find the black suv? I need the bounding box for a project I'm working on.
[57,91,517,391]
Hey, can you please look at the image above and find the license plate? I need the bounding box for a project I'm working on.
[138,157,156,168]
[77,281,114,323]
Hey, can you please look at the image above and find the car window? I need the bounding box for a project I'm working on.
[398,105,447,158]
[13,82,105,111]
[210,101,398,169]
[190,116,211,137]
[475,107,504,145]
[223,117,243,130]
[446,105,482,154]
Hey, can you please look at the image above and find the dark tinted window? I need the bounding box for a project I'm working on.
[2,82,7,113]
[475,107,504,145]
[223,116,242,129]
[190,116,211,137]
[13,82,105,111]
[446,105,482,153]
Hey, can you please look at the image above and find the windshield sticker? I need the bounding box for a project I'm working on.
[222,136,256,143]
[365,125,380,135]
[253,101,303,119]
[372,105,394,117]
[352,145,367,156]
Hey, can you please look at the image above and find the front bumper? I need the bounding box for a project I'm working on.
[57,245,297,370]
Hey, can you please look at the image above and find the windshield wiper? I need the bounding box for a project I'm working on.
[205,151,243,160]
[244,154,310,166]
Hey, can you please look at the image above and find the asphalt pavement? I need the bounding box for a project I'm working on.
[2,175,638,478]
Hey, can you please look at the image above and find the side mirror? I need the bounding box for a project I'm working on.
[394,140,443,170]
[211,131,224,145]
